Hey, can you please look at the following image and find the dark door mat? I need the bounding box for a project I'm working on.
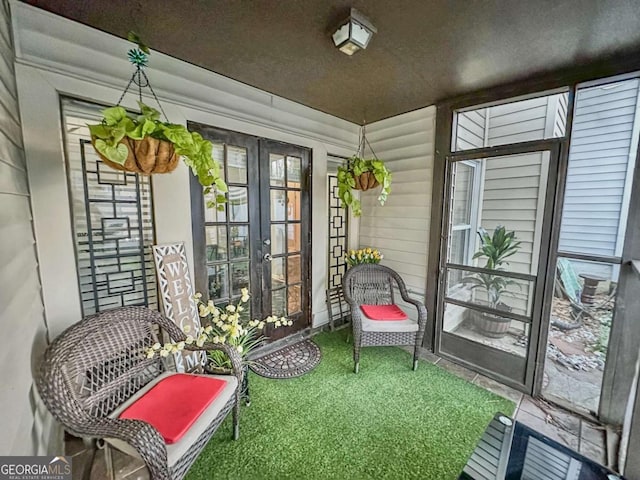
[250,339,321,379]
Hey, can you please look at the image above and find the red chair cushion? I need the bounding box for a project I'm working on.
[119,373,228,444]
[360,304,408,321]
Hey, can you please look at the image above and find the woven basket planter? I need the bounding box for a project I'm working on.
[353,171,380,191]
[91,136,180,175]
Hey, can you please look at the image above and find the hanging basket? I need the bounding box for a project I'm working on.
[91,136,180,175]
[353,171,380,191]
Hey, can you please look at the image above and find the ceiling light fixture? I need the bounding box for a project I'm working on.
[331,8,377,56]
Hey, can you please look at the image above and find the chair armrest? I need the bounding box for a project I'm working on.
[85,418,170,480]
[401,297,428,331]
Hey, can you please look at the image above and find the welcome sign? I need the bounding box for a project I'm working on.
[152,243,205,372]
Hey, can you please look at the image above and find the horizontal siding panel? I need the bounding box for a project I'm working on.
[482,187,540,200]
[489,104,546,127]
[360,216,429,231]
[0,162,29,195]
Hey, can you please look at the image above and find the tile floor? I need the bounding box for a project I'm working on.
[66,344,612,479]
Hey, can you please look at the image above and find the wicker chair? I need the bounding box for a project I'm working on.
[342,264,427,373]
[36,306,243,480]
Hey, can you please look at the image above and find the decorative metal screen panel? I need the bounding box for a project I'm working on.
[62,98,157,316]
[327,174,349,288]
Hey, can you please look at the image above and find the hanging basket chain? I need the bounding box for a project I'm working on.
[114,48,169,122]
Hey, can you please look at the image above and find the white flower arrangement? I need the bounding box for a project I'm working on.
[145,288,293,368]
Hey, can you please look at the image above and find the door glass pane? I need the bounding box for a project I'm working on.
[272,257,285,288]
[205,226,227,261]
[288,285,302,314]
[212,143,225,181]
[229,187,248,222]
[207,264,229,300]
[229,225,248,260]
[446,266,534,317]
[272,288,286,316]
[227,145,247,184]
[288,255,301,284]
[558,78,640,258]
[271,190,286,221]
[287,156,302,187]
[270,154,285,187]
[271,224,286,255]
[450,151,550,276]
[287,190,301,220]
[287,223,301,253]
[205,195,226,223]
[453,91,569,151]
[443,302,528,358]
[231,261,249,296]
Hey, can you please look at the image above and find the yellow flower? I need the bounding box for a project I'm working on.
[185,335,194,345]
[177,341,185,350]
[145,349,155,359]
[204,325,213,334]
[159,349,170,357]
[152,342,161,350]
[182,325,191,334]
[241,288,250,302]
[226,304,236,313]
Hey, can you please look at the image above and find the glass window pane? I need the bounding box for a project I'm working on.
[446,266,534,317]
[270,154,285,187]
[558,77,640,258]
[288,254,301,284]
[229,186,248,222]
[288,285,302,315]
[227,145,247,184]
[452,162,474,225]
[287,190,301,220]
[271,224,285,255]
[453,91,568,151]
[287,156,301,188]
[212,143,225,182]
[272,257,285,288]
[208,264,229,300]
[205,194,226,223]
[231,261,249,296]
[271,190,286,221]
[288,223,301,253]
[205,226,227,261]
[229,225,248,260]
[443,302,528,357]
[272,288,286,317]
[449,229,469,265]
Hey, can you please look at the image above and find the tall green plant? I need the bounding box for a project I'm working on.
[463,226,522,309]
[337,156,392,217]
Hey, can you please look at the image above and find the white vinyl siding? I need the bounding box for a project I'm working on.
[0,0,51,455]
[358,107,435,316]
[559,79,640,272]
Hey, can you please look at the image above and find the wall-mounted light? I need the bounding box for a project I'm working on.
[331,8,377,56]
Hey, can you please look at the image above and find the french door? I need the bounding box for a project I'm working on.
[188,124,311,339]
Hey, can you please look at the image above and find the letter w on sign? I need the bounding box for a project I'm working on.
[152,243,205,372]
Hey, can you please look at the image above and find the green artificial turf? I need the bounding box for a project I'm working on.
[186,331,515,480]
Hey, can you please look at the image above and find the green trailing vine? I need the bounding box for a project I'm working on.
[88,102,228,210]
[337,156,392,217]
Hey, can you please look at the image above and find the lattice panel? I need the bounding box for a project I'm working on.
[63,99,157,316]
[327,175,349,288]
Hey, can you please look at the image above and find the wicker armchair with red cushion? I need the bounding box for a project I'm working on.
[342,264,428,373]
[36,306,242,480]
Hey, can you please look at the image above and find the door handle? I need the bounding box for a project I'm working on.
[263,253,273,262]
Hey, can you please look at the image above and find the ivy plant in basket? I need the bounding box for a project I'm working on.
[88,103,227,209]
[337,156,392,217]
[87,33,227,210]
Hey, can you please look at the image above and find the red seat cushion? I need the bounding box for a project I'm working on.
[360,304,408,321]
[119,374,228,444]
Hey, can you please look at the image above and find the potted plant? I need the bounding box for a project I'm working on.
[88,102,227,209]
[463,226,521,338]
[337,156,392,217]
[345,247,383,266]
[147,288,291,404]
